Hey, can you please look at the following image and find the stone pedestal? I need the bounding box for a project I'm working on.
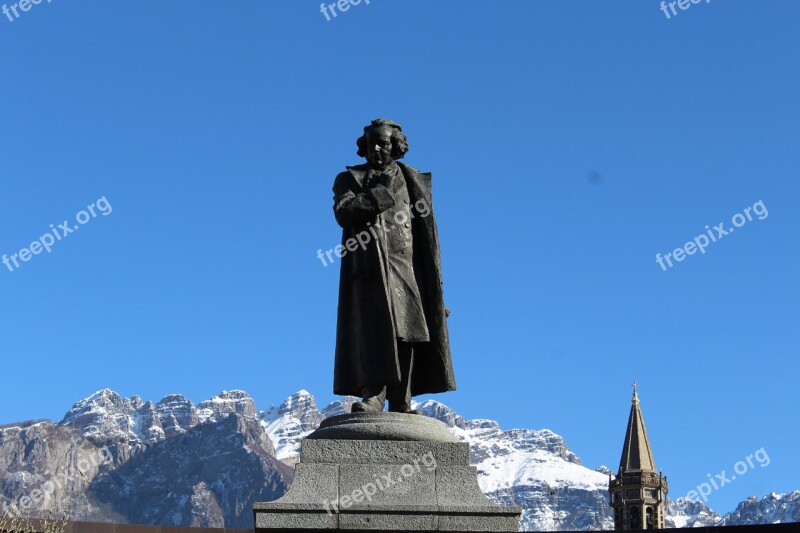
[253,413,521,531]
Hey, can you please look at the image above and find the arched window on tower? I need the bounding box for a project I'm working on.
[629,506,640,530]
[646,506,655,529]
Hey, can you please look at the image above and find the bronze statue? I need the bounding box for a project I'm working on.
[331,119,456,414]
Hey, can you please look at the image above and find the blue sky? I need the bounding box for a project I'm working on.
[1,0,798,516]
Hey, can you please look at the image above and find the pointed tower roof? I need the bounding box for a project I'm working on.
[618,382,657,473]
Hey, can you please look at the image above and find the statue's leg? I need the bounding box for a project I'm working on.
[387,342,420,414]
[351,385,386,412]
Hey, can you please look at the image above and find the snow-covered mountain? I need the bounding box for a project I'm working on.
[1,389,291,527]
[0,389,797,530]
[666,497,721,528]
[414,400,611,531]
[261,390,325,463]
[720,491,800,525]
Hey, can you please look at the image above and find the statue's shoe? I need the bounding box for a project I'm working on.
[351,396,384,413]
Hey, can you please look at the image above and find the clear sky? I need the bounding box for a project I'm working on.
[1,0,798,517]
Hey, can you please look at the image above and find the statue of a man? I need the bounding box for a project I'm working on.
[331,119,456,414]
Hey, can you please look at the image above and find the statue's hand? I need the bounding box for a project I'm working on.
[372,171,401,192]
[445,307,451,318]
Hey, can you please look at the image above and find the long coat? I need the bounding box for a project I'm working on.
[332,162,456,397]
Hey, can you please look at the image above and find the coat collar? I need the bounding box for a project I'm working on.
[345,164,370,188]
[398,162,432,201]
[346,162,430,190]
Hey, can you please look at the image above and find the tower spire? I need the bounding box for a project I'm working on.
[609,384,668,529]
[619,381,655,472]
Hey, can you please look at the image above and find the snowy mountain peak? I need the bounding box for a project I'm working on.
[277,390,318,418]
[155,394,198,438]
[156,393,192,406]
[667,497,721,528]
[59,388,161,445]
[64,388,124,414]
[414,399,467,428]
[262,391,324,462]
[197,390,256,422]
[320,397,356,418]
[595,465,613,476]
[721,490,800,525]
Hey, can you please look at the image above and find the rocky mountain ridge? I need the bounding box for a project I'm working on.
[0,389,796,530]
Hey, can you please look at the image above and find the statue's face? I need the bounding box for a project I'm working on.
[366,126,394,168]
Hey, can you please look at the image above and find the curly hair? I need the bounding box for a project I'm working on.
[356,118,409,160]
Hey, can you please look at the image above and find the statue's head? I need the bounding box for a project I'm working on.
[356,119,409,168]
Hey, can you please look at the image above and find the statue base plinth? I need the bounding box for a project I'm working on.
[253,413,521,531]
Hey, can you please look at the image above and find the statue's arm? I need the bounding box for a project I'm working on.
[332,172,396,228]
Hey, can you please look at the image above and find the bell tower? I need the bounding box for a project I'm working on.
[609,383,668,530]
